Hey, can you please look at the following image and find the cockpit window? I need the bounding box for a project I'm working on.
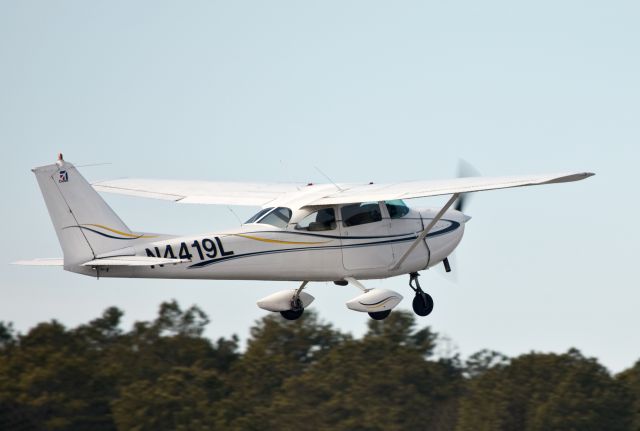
[341,202,382,227]
[385,199,410,219]
[245,207,274,224]
[256,207,292,228]
[295,208,336,231]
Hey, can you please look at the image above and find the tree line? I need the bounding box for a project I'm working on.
[0,301,638,430]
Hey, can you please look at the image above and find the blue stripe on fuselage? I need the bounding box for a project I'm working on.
[188,219,460,269]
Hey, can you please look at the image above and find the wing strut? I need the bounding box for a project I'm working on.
[390,193,460,271]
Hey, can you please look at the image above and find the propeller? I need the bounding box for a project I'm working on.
[438,159,481,282]
[453,195,467,213]
[453,159,481,213]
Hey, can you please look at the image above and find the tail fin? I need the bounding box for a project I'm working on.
[32,155,155,266]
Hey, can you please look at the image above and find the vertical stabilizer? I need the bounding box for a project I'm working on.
[32,155,139,267]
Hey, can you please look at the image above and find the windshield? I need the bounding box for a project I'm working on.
[385,199,410,219]
[245,207,274,224]
[253,207,292,228]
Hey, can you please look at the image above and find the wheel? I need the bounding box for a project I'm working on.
[412,292,434,316]
[368,310,391,320]
[280,308,304,320]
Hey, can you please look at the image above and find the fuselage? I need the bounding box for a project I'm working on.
[70,204,467,282]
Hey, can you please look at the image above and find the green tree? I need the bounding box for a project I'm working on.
[618,360,640,431]
[213,310,347,430]
[0,322,15,348]
[456,348,633,431]
[262,311,463,431]
[108,301,239,431]
[0,320,115,430]
[2,301,639,431]
[112,366,224,431]
[103,301,232,385]
[464,349,509,378]
[0,301,238,431]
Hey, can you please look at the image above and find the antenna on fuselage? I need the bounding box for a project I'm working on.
[314,166,343,191]
[227,206,243,226]
[75,162,113,168]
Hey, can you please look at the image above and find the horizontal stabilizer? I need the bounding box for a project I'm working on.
[11,258,64,266]
[81,256,190,267]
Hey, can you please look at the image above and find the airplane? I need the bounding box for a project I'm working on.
[14,154,594,321]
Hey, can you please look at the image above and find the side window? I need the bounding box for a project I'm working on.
[295,208,336,231]
[257,207,292,228]
[341,202,382,227]
[385,199,410,219]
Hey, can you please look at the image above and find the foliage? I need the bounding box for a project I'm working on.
[261,312,462,431]
[618,360,640,430]
[0,303,636,431]
[456,348,633,431]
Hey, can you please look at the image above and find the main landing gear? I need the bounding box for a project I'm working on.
[409,272,434,317]
[344,277,403,321]
[368,310,391,320]
[257,282,316,320]
[280,281,308,320]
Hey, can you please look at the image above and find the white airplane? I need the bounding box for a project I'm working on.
[15,154,593,321]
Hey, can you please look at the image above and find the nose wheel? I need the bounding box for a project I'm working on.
[409,272,434,317]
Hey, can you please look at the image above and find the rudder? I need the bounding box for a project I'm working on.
[32,154,148,267]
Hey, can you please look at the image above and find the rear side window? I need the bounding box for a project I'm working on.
[295,208,336,231]
[341,202,382,227]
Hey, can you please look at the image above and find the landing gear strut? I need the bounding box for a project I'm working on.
[409,272,434,317]
[344,277,401,321]
[280,281,308,320]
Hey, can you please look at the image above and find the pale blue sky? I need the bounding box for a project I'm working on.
[1,1,638,372]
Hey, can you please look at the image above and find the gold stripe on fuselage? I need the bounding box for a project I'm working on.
[233,233,331,245]
[83,224,158,239]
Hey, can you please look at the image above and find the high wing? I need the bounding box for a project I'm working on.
[93,172,593,208]
[307,172,594,205]
[92,179,305,206]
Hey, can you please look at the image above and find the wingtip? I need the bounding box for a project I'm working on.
[578,172,595,181]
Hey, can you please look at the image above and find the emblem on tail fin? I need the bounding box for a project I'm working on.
[58,170,68,183]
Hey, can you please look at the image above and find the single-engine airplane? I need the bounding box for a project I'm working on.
[15,154,594,320]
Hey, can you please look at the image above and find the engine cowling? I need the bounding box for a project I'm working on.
[346,288,403,313]
[257,289,315,312]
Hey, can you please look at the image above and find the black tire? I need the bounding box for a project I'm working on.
[280,308,304,320]
[368,310,391,320]
[412,292,434,316]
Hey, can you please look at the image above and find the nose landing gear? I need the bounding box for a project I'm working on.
[409,272,434,317]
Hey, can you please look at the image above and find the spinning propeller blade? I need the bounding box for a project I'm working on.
[440,159,480,282]
[453,159,481,213]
